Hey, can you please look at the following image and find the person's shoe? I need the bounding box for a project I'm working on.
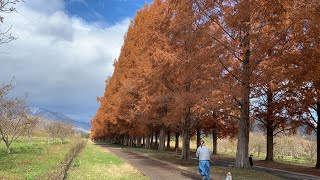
[201,176,206,180]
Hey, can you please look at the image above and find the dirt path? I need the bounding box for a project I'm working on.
[98,144,199,180]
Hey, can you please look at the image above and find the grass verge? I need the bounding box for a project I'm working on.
[66,141,148,180]
[0,137,75,179]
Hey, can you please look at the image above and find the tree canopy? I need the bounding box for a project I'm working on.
[91,0,320,168]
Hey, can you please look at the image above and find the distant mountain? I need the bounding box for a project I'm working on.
[28,107,91,132]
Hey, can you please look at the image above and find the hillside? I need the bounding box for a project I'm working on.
[28,107,91,132]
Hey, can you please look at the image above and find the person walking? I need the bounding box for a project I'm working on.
[196,140,212,180]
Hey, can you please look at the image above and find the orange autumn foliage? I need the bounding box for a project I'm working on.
[91,0,320,167]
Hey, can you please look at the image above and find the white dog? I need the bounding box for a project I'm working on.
[226,172,232,180]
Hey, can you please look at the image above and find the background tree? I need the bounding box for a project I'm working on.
[252,81,304,161]
[279,0,320,168]
[0,82,38,154]
[46,121,75,144]
[0,0,21,45]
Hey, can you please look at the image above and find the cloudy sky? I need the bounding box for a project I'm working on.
[0,0,152,122]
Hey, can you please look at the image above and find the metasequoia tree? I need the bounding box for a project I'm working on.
[276,0,320,168]
[252,58,303,161]
[200,109,238,154]
[252,81,303,161]
[246,0,319,162]
[150,0,223,160]
[115,2,171,147]
[90,0,318,167]
[268,0,319,164]
[193,0,301,167]
[91,0,217,159]
[91,2,169,144]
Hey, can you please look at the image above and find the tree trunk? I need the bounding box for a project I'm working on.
[143,135,145,148]
[128,138,132,147]
[133,137,137,147]
[266,123,274,161]
[181,113,191,161]
[196,127,201,148]
[137,137,142,147]
[6,146,10,154]
[266,84,274,161]
[175,132,179,152]
[158,126,166,151]
[315,102,320,169]
[235,15,251,168]
[4,141,11,154]
[235,78,250,167]
[150,132,154,147]
[124,136,128,146]
[145,135,151,149]
[155,131,158,148]
[212,130,218,155]
[167,129,171,149]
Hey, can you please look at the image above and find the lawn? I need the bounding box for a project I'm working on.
[66,141,148,180]
[0,137,75,179]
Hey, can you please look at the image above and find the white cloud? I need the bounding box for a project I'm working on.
[0,0,130,122]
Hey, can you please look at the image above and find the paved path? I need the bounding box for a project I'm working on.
[213,160,320,180]
[98,144,199,180]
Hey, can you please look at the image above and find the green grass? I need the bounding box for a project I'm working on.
[273,156,315,166]
[0,137,75,179]
[214,148,315,167]
[66,141,148,180]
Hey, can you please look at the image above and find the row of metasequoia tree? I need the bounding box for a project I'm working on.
[91,0,320,168]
